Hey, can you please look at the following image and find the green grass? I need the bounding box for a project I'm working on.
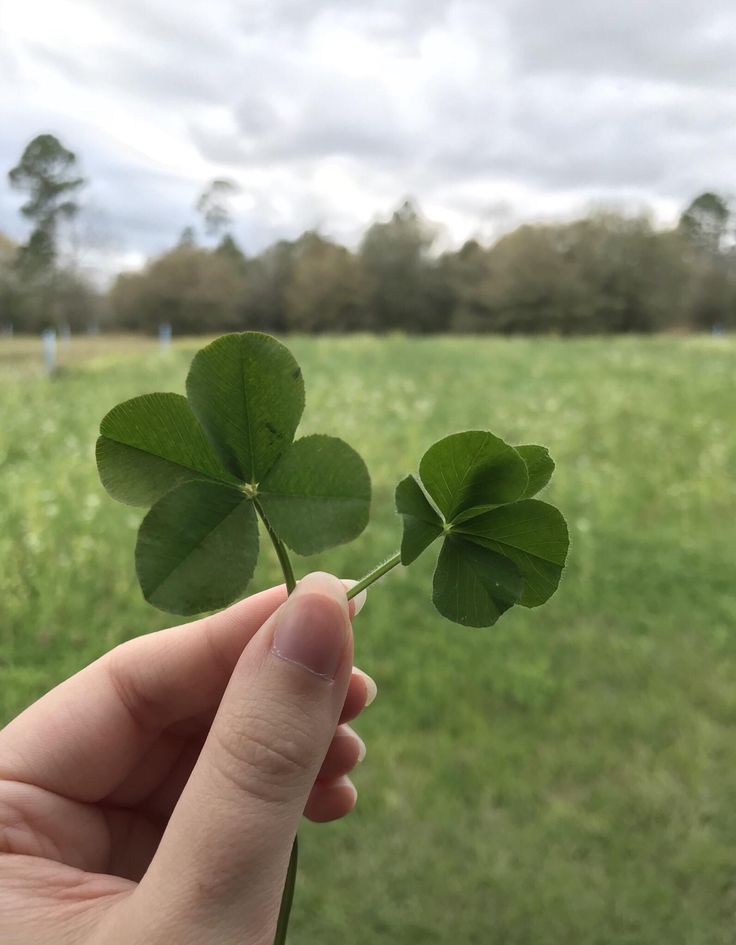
[1,334,735,943]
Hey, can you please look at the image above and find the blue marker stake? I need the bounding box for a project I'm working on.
[42,328,57,375]
[159,322,172,350]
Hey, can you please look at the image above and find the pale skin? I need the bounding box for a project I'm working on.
[0,572,374,945]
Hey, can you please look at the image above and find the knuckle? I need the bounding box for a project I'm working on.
[201,613,236,679]
[105,643,162,733]
[212,711,314,804]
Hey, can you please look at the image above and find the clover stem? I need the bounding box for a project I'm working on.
[254,499,297,595]
[346,551,402,599]
[253,498,298,945]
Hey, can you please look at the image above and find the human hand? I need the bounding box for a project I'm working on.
[0,572,374,944]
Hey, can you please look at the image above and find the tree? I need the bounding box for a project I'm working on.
[196,178,240,240]
[100,191,736,336]
[284,232,366,332]
[109,245,247,334]
[678,193,736,330]
[678,192,731,256]
[49,267,105,332]
[437,240,494,333]
[567,215,691,333]
[0,225,101,334]
[240,240,297,332]
[0,233,19,329]
[359,199,443,332]
[481,224,586,333]
[444,213,691,335]
[215,234,248,273]
[178,226,197,248]
[8,134,85,272]
[687,263,736,330]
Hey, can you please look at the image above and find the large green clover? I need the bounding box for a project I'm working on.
[96,332,370,614]
[395,432,569,627]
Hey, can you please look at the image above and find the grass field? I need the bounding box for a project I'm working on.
[1,333,735,943]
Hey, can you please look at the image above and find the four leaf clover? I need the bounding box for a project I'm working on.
[96,332,371,614]
[395,432,569,626]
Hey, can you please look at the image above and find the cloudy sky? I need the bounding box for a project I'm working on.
[1,0,735,277]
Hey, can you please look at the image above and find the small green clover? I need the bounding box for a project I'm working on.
[96,332,371,614]
[395,431,569,626]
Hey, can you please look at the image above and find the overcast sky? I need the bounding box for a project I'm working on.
[2,0,735,276]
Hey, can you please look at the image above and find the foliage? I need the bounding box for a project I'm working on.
[240,239,297,333]
[109,243,247,333]
[359,199,446,332]
[444,215,695,334]
[678,193,736,331]
[7,134,85,273]
[0,235,103,333]
[195,178,240,239]
[284,232,367,332]
[95,332,567,629]
[97,333,370,613]
[215,233,248,271]
[0,236,19,329]
[679,192,732,255]
[397,433,567,625]
[4,133,736,336]
[3,135,99,332]
[103,193,736,336]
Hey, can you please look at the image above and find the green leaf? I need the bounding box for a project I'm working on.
[395,474,443,565]
[419,431,528,523]
[258,435,371,555]
[135,480,258,615]
[516,444,555,498]
[186,332,305,483]
[457,499,569,607]
[432,536,523,627]
[97,393,237,507]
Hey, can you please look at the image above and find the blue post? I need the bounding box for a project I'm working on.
[159,322,172,351]
[41,328,57,375]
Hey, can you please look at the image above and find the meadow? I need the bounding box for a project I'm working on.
[1,333,735,943]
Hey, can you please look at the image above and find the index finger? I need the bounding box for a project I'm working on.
[0,585,289,801]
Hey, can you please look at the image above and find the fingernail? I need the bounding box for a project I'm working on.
[342,579,368,617]
[342,724,366,763]
[355,669,378,707]
[335,775,358,806]
[272,573,349,679]
[355,735,366,763]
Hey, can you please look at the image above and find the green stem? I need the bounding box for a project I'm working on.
[346,552,402,599]
[254,499,297,594]
[253,498,298,944]
[275,836,298,945]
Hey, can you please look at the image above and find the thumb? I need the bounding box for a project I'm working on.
[135,572,354,943]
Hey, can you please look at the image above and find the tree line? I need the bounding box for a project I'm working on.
[2,134,734,335]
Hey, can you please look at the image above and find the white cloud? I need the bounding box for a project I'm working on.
[1,0,735,278]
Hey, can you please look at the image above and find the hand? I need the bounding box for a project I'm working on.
[0,572,375,945]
